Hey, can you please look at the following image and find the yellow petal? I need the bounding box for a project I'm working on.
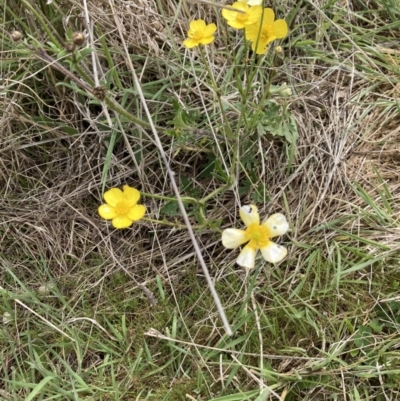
[223,3,260,29]
[237,244,257,269]
[104,188,123,207]
[260,242,287,263]
[272,19,288,38]
[222,9,234,21]
[222,228,248,249]
[189,19,206,31]
[127,204,146,221]
[239,205,260,227]
[112,216,133,229]
[232,2,249,10]
[122,185,140,205]
[251,39,268,54]
[199,36,215,45]
[244,23,260,42]
[262,8,275,24]
[247,6,262,25]
[263,213,289,237]
[183,38,199,48]
[223,2,248,17]
[226,20,246,29]
[203,23,217,36]
[98,204,117,220]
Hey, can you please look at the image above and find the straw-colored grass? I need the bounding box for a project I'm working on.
[1,0,400,399]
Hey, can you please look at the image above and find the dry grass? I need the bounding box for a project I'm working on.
[1,0,400,400]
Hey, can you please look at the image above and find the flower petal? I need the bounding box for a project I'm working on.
[239,205,260,227]
[237,244,257,269]
[203,23,217,36]
[112,216,133,229]
[98,204,117,220]
[226,20,246,29]
[104,188,123,207]
[222,228,248,249]
[122,185,140,205]
[183,38,199,48]
[239,0,262,4]
[223,2,248,19]
[127,204,146,221]
[251,39,268,54]
[247,6,263,25]
[262,8,275,24]
[263,213,289,237]
[260,242,287,263]
[222,8,236,21]
[245,23,260,42]
[272,19,288,38]
[199,36,215,45]
[189,19,206,31]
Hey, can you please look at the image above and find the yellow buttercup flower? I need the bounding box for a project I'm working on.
[98,185,146,229]
[222,205,288,269]
[222,2,262,30]
[183,19,217,49]
[245,8,288,54]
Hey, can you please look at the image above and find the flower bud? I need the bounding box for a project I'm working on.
[65,43,75,52]
[11,30,23,42]
[279,83,292,97]
[72,32,85,46]
[3,312,12,324]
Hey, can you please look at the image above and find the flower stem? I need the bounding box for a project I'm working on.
[141,192,200,205]
[142,217,204,230]
[199,174,235,204]
[198,47,234,139]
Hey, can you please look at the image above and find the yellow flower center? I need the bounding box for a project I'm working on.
[236,13,248,23]
[260,24,274,41]
[189,29,204,41]
[114,200,130,216]
[245,223,271,249]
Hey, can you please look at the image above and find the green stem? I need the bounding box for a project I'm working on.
[142,217,204,230]
[34,49,150,129]
[199,174,235,204]
[104,96,150,128]
[252,69,276,120]
[20,0,61,48]
[198,46,234,139]
[141,192,199,205]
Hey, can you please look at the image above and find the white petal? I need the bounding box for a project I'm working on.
[239,205,260,227]
[238,0,262,3]
[236,244,257,269]
[260,242,287,263]
[263,213,289,237]
[222,229,248,249]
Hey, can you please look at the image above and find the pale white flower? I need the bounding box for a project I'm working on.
[38,284,53,294]
[3,312,12,325]
[222,205,289,269]
[238,0,263,6]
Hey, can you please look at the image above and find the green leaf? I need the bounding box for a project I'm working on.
[369,319,383,333]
